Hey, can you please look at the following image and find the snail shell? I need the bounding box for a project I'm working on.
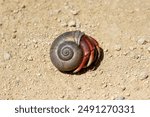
[50,31,84,72]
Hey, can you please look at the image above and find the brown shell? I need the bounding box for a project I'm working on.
[50,31,84,72]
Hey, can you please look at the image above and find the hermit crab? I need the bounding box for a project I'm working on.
[50,30,102,73]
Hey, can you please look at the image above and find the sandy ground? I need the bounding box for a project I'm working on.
[0,0,150,100]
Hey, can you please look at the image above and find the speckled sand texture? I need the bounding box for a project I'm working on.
[0,0,150,99]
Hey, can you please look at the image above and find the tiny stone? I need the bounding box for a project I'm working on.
[13,29,17,33]
[114,96,125,100]
[139,72,149,80]
[17,43,21,46]
[33,40,38,44]
[27,56,33,61]
[13,9,19,13]
[104,49,108,52]
[121,86,126,91]
[91,72,97,77]
[67,74,71,77]
[102,84,107,88]
[70,9,80,15]
[60,95,65,99]
[129,46,136,50]
[23,45,27,49]
[3,52,11,60]
[108,54,113,58]
[127,74,130,78]
[99,70,103,74]
[122,51,129,56]
[126,93,130,97]
[34,44,38,48]
[21,5,26,9]
[57,18,61,23]
[23,67,27,71]
[77,86,82,90]
[114,45,121,51]
[15,79,20,86]
[133,54,141,59]
[137,38,147,45]
[37,73,42,76]
[76,21,81,28]
[61,22,68,27]
[107,73,112,77]
[0,22,2,26]
[12,34,16,38]
[147,46,150,52]
[68,20,76,27]
[55,9,61,14]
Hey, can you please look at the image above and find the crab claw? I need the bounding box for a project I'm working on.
[73,37,90,73]
[73,34,101,73]
[89,36,101,65]
[82,35,95,67]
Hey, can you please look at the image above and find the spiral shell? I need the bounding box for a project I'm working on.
[50,30,101,73]
[50,31,84,72]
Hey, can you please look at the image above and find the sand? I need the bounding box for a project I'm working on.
[0,0,150,100]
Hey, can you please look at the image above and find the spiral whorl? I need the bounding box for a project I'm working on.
[57,42,74,61]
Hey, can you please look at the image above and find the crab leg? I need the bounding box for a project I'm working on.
[82,35,96,67]
[73,37,90,73]
[89,36,101,64]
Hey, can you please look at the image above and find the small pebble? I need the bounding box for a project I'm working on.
[77,86,82,90]
[91,72,97,77]
[33,40,38,44]
[13,9,19,13]
[13,29,17,33]
[126,93,130,97]
[99,70,103,74]
[147,46,150,52]
[121,86,126,91]
[137,38,147,45]
[0,22,2,26]
[122,51,129,56]
[61,22,68,27]
[108,54,113,58]
[34,44,38,48]
[139,72,149,80]
[27,56,33,61]
[60,95,65,99]
[114,45,121,51]
[76,21,81,28]
[102,84,107,88]
[104,49,108,52]
[21,4,26,9]
[129,46,136,50]
[70,9,80,15]
[68,20,76,27]
[57,18,61,23]
[23,44,27,49]
[37,73,42,76]
[133,54,141,59]
[12,34,17,38]
[114,96,125,100]
[17,43,21,46]
[3,52,11,60]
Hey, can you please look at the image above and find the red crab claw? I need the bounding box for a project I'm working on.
[82,35,95,67]
[89,36,101,65]
[73,35,98,73]
[73,36,90,73]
